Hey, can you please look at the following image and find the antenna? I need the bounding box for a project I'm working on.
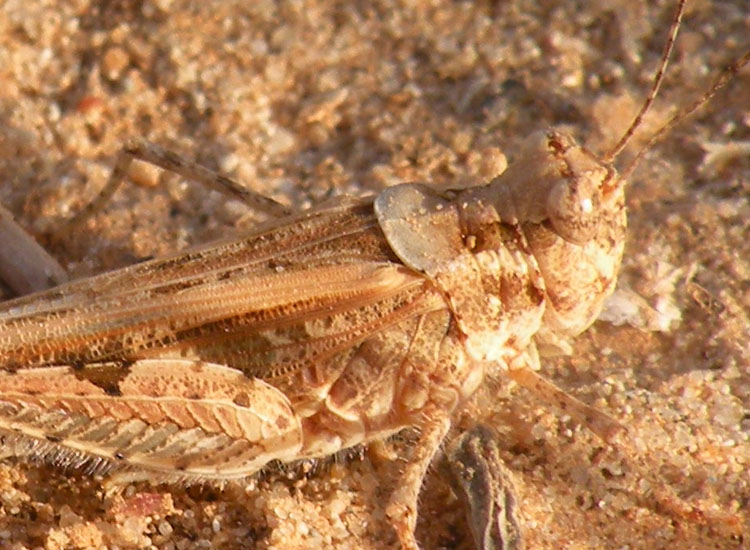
[602,0,686,164]
[620,50,750,182]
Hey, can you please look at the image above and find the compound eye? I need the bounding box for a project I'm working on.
[547,177,600,244]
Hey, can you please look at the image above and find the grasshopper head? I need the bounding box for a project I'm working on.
[531,131,627,340]
[484,130,624,237]
[543,131,622,244]
[476,130,628,344]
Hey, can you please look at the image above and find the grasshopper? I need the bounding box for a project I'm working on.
[1,1,749,549]
[442,425,524,550]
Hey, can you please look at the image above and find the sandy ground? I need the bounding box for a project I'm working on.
[1,0,749,549]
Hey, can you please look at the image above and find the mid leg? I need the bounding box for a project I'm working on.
[386,413,451,550]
